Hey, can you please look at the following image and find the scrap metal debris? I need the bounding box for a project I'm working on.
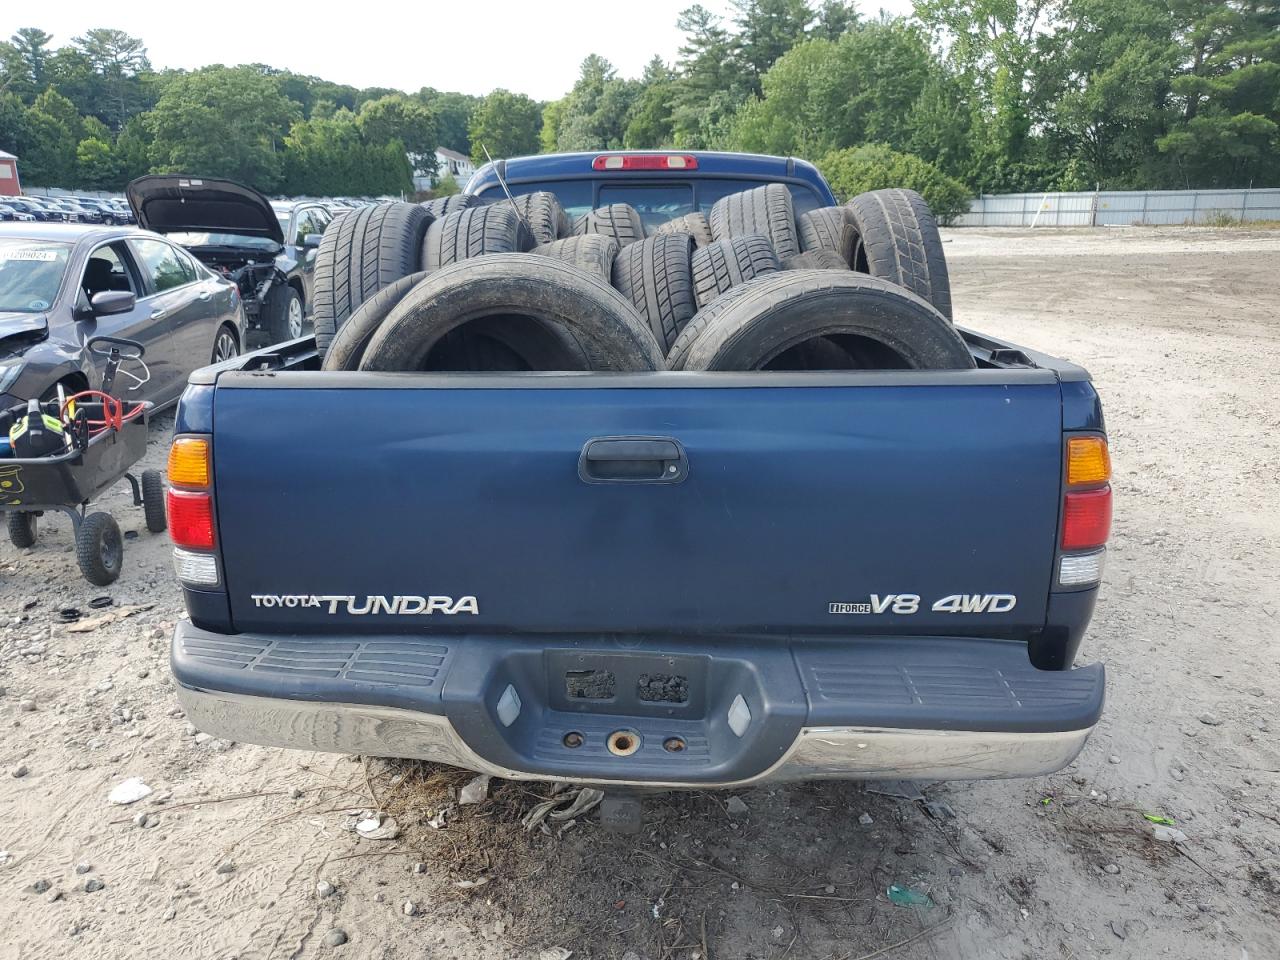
[867,780,925,801]
[521,787,604,833]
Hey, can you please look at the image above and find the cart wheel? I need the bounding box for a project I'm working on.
[141,470,167,533]
[77,512,123,586]
[7,511,37,548]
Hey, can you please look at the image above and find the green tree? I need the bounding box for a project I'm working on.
[73,28,150,130]
[430,173,461,197]
[14,93,80,185]
[146,65,299,191]
[915,0,1052,188]
[468,89,541,163]
[1156,0,1280,187]
[726,22,939,159]
[0,28,54,100]
[812,1,859,40]
[282,109,412,196]
[670,4,751,147]
[732,0,815,90]
[114,113,153,182]
[550,55,640,151]
[540,98,567,153]
[624,56,677,147]
[819,143,973,223]
[357,94,438,179]
[416,88,479,153]
[76,136,117,188]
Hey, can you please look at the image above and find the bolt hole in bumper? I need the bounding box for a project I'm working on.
[172,624,1103,788]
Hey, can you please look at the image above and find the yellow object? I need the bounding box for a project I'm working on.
[1067,436,1110,486]
[168,437,210,487]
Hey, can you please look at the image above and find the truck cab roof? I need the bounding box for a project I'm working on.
[465,150,837,227]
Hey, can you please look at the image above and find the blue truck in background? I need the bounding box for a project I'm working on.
[165,152,1110,790]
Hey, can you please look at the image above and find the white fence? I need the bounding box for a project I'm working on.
[956,188,1280,227]
[22,186,119,199]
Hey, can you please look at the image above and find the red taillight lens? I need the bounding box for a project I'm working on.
[167,489,215,549]
[591,154,698,171]
[1062,486,1112,550]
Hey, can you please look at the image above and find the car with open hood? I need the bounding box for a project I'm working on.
[0,224,244,416]
[127,175,324,346]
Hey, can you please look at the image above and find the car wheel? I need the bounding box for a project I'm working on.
[211,326,239,364]
[264,284,305,344]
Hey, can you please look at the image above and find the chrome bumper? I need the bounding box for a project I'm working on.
[178,685,1094,788]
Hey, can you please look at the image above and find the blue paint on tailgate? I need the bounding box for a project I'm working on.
[211,377,1063,637]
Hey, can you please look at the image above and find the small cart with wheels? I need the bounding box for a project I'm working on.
[1,336,166,585]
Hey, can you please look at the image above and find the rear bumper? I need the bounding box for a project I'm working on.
[172,624,1103,788]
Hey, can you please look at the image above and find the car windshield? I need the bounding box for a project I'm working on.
[168,231,281,252]
[0,239,71,312]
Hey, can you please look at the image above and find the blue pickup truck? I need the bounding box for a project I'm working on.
[165,152,1109,790]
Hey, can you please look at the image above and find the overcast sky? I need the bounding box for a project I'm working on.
[22,0,919,102]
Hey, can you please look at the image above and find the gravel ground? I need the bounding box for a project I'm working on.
[1,226,1278,960]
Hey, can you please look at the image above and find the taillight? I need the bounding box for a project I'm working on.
[1062,487,1112,550]
[167,434,218,583]
[167,489,215,549]
[591,154,698,171]
[1059,435,1111,586]
[168,437,210,487]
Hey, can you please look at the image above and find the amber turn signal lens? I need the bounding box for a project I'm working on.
[168,437,210,487]
[1067,436,1110,486]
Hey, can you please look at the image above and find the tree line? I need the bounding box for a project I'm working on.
[1,2,1276,215]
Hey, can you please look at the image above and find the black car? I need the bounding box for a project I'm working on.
[3,199,58,222]
[128,176,324,345]
[0,225,245,413]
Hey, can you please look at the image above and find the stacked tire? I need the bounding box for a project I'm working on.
[309,183,967,375]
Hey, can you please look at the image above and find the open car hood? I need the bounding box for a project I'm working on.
[127,175,284,245]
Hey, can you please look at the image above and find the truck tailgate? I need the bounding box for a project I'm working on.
[210,371,1063,637]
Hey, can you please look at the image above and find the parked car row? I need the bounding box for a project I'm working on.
[1,195,135,225]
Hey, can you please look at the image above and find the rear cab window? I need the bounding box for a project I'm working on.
[477,179,825,229]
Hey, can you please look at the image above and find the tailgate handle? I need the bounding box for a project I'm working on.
[579,437,688,484]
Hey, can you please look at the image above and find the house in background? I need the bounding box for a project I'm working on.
[412,147,476,192]
[0,151,20,197]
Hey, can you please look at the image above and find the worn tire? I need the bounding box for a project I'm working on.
[359,254,665,373]
[845,189,952,320]
[782,249,851,271]
[610,234,698,354]
[320,272,426,371]
[7,511,37,548]
[76,512,123,586]
[667,271,974,372]
[691,235,781,309]
[141,470,167,533]
[708,184,798,258]
[499,192,570,246]
[420,194,478,219]
[421,204,533,271]
[572,203,645,247]
[798,206,856,263]
[264,284,305,344]
[529,235,619,285]
[312,202,431,358]
[652,212,713,247]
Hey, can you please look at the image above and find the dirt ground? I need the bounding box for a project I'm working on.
[2,226,1278,960]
